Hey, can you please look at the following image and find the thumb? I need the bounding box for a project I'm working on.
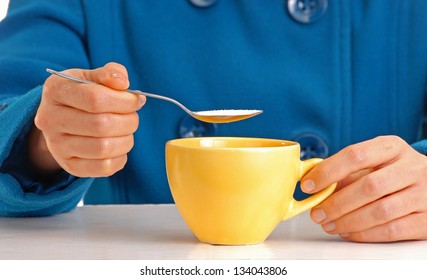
[84,62,130,91]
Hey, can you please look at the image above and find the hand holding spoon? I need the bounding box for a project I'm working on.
[46,69,262,123]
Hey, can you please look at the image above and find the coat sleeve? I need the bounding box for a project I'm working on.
[0,0,95,216]
[411,140,427,155]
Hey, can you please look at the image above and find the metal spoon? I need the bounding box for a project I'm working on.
[46,69,262,123]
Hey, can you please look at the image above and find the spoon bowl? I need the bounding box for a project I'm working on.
[192,109,263,123]
[46,69,262,123]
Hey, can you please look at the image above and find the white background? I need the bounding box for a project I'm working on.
[0,0,9,22]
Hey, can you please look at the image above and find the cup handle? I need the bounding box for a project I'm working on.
[282,158,336,221]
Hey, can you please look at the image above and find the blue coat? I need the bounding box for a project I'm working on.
[1,0,427,216]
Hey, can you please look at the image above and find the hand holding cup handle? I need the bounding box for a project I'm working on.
[282,158,337,221]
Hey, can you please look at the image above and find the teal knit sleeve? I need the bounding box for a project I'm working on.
[0,0,94,216]
[411,139,427,155]
[0,87,94,217]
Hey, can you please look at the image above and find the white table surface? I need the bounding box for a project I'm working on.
[0,204,426,260]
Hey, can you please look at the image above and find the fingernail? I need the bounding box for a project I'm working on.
[339,232,350,238]
[311,208,326,223]
[301,179,316,192]
[138,95,146,109]
[111,72,126,82]
[322,221,336,232]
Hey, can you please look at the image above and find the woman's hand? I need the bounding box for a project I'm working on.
[29,62,146,178]
[301,135,427,242]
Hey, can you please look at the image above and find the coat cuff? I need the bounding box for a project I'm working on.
[411,139,427,155]
[0,86,93,216]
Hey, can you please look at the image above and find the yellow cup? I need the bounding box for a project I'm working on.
[165,137,336,245]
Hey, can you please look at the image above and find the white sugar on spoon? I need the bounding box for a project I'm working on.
[193,109,263,123]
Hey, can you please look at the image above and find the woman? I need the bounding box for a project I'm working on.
[0,0,426,242]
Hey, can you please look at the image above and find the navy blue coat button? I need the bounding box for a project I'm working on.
[0,103,8,111]
[189,0,218,8]
[179,115,217,138]
[287,0,328,24]
[294,133,329,159]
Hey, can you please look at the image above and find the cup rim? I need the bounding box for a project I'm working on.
[166,137,299,150]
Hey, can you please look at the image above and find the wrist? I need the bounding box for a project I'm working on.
[27,124,62,177]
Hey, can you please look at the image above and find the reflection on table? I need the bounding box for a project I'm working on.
[0,204,426,260]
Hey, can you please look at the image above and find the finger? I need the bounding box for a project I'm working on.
[339,212,427,243]
[310,158,416,224]
[321,184,427,234]
[301,136,406,193]
[42,105,139,137]
[49,135,134,160]
[335,168,373,191]
[60,154,128,178]
[57,83,145,114]
[84,62,130,90]
[45,74,145,114]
